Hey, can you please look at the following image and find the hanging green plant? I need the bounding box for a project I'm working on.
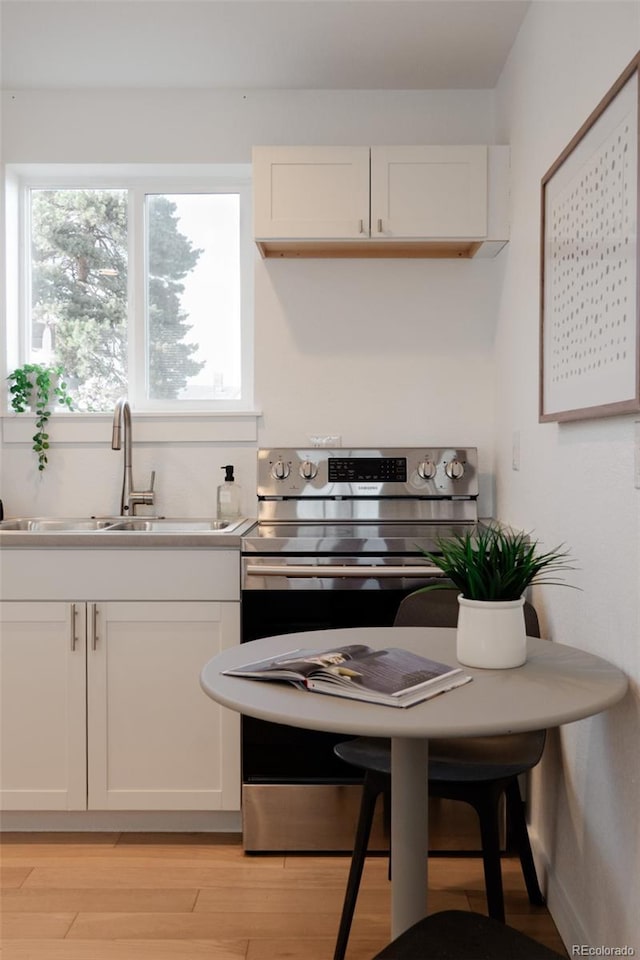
[7,363,74,472]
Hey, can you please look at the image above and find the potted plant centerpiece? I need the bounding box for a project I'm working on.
[7,363,74,472]
[421,525,574,668]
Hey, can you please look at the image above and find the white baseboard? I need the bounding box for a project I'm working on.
[529,825,587,954]
[0,810,242,832]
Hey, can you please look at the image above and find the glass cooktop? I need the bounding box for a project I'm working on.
[242,521,485,555]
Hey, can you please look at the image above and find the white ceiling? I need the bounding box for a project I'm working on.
[1,0,530,90]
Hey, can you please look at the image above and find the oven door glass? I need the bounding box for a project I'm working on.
[240,580,438,783]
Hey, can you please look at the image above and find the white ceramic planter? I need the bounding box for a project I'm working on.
[456,595,527,669]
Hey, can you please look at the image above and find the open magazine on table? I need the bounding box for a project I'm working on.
[223,643,472,708]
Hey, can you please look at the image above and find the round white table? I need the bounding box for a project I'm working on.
[200,626,628,938]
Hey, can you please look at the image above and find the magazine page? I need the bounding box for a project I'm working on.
[223,644,373,681]
[307,669,472,707]
[313,647,462,696]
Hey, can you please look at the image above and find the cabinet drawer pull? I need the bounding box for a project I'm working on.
[70,603,77,651]
[91,603,99,651]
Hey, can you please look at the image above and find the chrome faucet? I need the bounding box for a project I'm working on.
[111,397,155,515]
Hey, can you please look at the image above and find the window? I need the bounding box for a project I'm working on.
[18,167,253,413]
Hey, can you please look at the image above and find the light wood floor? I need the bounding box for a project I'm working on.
[0,832,568,959]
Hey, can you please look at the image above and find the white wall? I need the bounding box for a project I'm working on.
[495,3,640,952]
[1,88,495,163]
[1,88,501,518]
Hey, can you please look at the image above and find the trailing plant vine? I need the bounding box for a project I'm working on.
[7,363,74,472]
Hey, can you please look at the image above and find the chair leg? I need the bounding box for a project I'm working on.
[334,771,387,960]
[471,785,507,923]
[506,779,546,906]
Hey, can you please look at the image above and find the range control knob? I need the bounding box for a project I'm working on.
[417,459,437,480]
[299,460,318,480]
[271,460,291,480]
[445,459,465,481]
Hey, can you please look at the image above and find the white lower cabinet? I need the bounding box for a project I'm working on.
[0,602,87,811]
[0,600,240,812]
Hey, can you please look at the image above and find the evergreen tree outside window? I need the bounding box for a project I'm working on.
[31,188,129,411]
[23,172,251,412]
[146,193,241,402]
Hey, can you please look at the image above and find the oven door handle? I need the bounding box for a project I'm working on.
[244,563,446,578]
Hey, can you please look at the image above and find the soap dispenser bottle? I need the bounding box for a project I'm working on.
[217,465,241,520]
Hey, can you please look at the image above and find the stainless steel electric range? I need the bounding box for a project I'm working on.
[240,446,487,852]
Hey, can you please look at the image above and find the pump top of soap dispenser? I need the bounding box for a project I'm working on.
[222,465,235,482]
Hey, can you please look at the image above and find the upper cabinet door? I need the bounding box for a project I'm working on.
[370,146,488,239]
[253,146,370,239]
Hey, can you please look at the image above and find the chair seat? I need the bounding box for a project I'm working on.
[335,731,546,783]
[371,910,565,960]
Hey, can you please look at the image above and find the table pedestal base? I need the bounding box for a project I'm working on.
[391,737,428,938]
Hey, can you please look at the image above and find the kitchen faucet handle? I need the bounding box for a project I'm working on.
[129,471,155,513]
[141,470,156,504]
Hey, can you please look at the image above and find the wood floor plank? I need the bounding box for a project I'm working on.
[467,887,549,915]
[194,884,381,913]
[111,835,256,862]
[0,867,32,890]
[0,940,247,960]
[66,910,366,940]
[1,835,120,859]
[246,938,387,960]
[116,832,241,847]
[0,914,76,940]
[1,888,198,913]
[20,860,292,890]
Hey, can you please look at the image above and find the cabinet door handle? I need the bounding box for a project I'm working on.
[359,219,365,235]
[377,218,383,234]
[91,603,99,651]
[70,602,78,651]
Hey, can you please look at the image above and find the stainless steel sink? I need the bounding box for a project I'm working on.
[0,518,119,531]
[107,518,244,532]
[0,516,246,534]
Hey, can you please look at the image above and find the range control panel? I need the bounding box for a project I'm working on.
[328,457,407,483]
[257,447,479,498]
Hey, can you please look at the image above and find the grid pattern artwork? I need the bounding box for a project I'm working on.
[540,54,639,422]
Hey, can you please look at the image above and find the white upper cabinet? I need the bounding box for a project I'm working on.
[253,144,509,259]
[370,146,487,239]
[253,146,370,240]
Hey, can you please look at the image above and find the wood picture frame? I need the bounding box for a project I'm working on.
[540,53,640,423]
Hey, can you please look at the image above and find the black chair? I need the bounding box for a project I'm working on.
[333,590,546,960]
[371,910,565,960]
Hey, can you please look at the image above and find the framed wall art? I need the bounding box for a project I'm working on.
[540,53,640,422]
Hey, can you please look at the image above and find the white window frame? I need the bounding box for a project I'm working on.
[6,163,256,416]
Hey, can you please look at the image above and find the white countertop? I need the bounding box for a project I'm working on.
[0,517,257,549]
